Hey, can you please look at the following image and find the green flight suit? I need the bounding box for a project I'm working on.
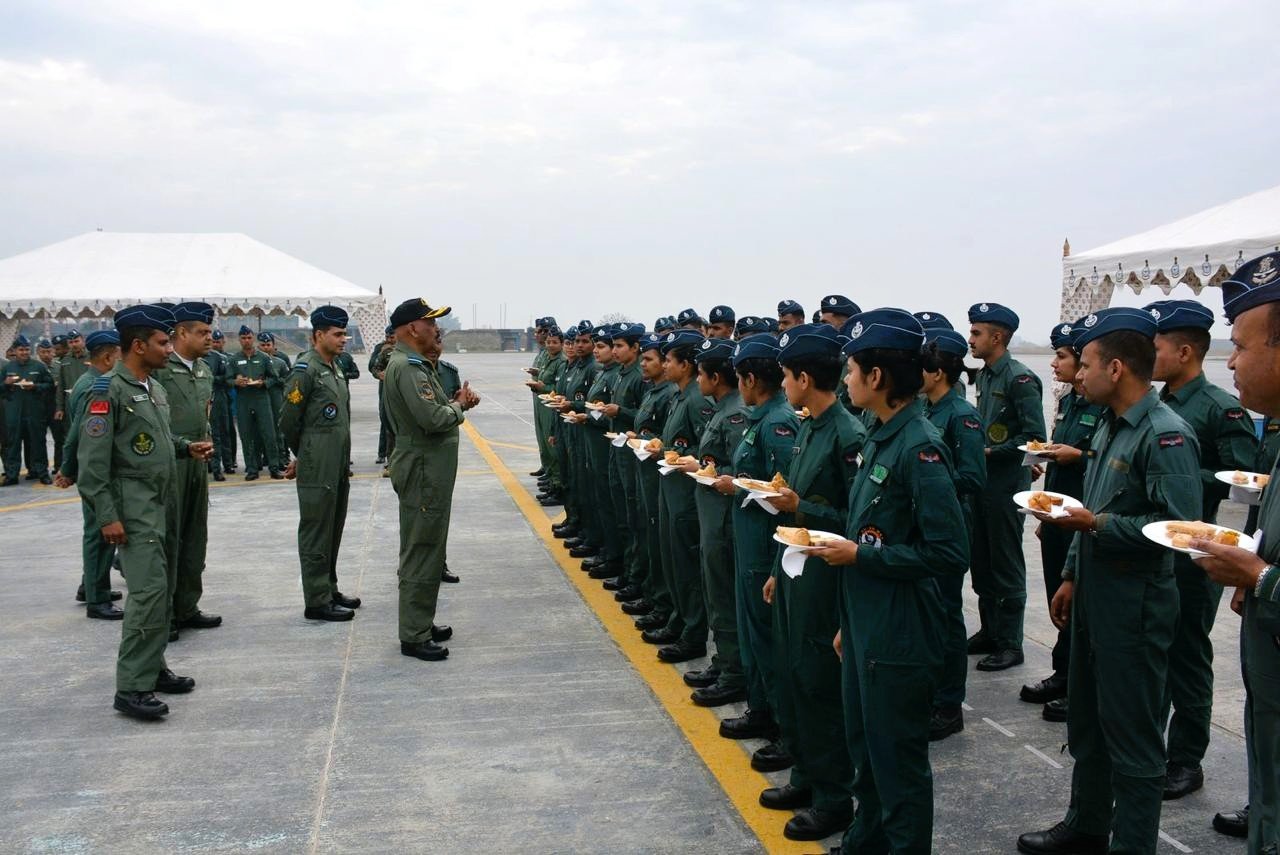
[557,356,586,532]
[1246,417,1280,535]
[695,389,748,688]
[3,357,53,478]
[730,392,799,719]
[566,356,600,544]
[608,360,644,584]
[840,401,969,854]
[153,353,214,623]
[60,367,115,605]
[924,385,987,708]
[1060,390,1201,853]
[1040,390,1103,681]
[205,348,236,475]
[266,353,290,471]
[536,351,567,491]
[39,356,62,471]
[772,401,865,813]
[530,345,551,474]
[53,349,90,470]
[383,343,464,643]
[370,342,393,459]
[279,349,352,608]
[633,380,677,616]
[973,351,1046,650]
[1243,452,1280,851]
[230,349,280,474]
[78,363,192,691]
[550,356,576,525]
[1160,373,1259,769]
[583,362,622,562]
[659,380,712,644]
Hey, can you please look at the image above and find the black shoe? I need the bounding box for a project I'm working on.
[581,553,607,568]
[977,649,1024,671]
[441,570,460,584]
[929,705,964,741]
[376,456,386,465]
[168,626,179,642]
[24,472,37,481]
[751,740,795,772]
[530,467,545,477]
[305,604,355,621]
[87,602,124,620]
[431,624,453,642]
[0,477,18,486]
[760,784,812,810]
[967,630,997,655]
[552,525,579,539]
[720,710,779,740]
[1163,763,1204,801]
[269,470,284,480]
[1212,806,1249,838]
[784,807,852,842]
[587,562,622,580]
[39,475,52,485]
[1043,697,1068,722]
[620,599,653,616]
[1021,673,1068,704]
[227,466,237,474]
[562,537,584,549]
[611,583,641,599]
[657,642,706,663]
[244,472,259,481]
[634,613,668,630]
[333,591,362,609]
[213,471,226,482]
[177,611,222,629]
[692,683,748,707]
[682,667,720,688]
[113,690,169,720]
[568,545,599,559]
[1016,821,1108,854]
[75,584,85,602]
[155,669,195,694]
[601,577,627,591]
[538,495,563,506]
[401,640,449,661]
[641,627,680,645]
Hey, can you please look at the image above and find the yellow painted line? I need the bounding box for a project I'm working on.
[0,495,82,513]
[462,420,807,855]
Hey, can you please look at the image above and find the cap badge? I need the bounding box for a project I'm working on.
[1150,308,1161,320]
[666,333,675,342]
[849,322,864,339]
[828,297,837,306]
[921,313,931,319]
[1059,324,1071,335]
[779,333,790,347]
[1084,314,1098,328]
[733,345,740,356]
[1254,257,1278,286]
[701,339,711,350]
[979,303,990,312]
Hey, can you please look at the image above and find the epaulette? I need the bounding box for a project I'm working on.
[407,356,425,366]
[90,375,112,394]
[440,359,457,370]
[292,361,309,372]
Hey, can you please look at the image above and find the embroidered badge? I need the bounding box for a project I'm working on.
[828,297,838,306]
[779,333,790,347]
[322,403,338,420]
[849,321,863,339]
[1083,314,1098,328]
[1016,374,1033,384]
[962,417,981,430]
[1080,413,1097,426]
[287,385,303,405]
[1059,324,1071,335]
[89,400,109,415]
[728,413,745,425]
[1254,257,1278,286]
[131,393,150,402]
[987,423,1009,443]
[1158,434,1185,448]
[418,381,435,401]
[131,432,155,456]
[868,463,889,483]
[84,415,107,438]
[773,425,795,437]
[1225,409,1247,421]
[918,450,942,464]
[845,450,860,466]
[857,525,885,547]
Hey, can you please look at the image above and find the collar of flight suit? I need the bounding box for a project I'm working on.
[868,398,923,443]
[1160,371,1206,405]
[1111,387,1161,430]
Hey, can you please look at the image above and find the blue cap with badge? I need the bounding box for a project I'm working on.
[546,325,562,338]
[1049,321,1082,350]
[677,308,706,326]
[732,333,782,366]
[660,329,706,354]
[310,305,349,330]
[591,325,614,343]
[67,328,81,338]
[12,334,29,348]
[1223,251,1280,323]
[654,316,675,333]
[927,328,969,356]
[211,329,224,340]
[613,322,646,342]
[51,334,68,345]
[735,316,769,336]
[819,295,860,316]
[764,317,779,333]
[777,299,805,318]
[37,338,52,349]
[115,304,176,332]
[239,325,254,336]
[694,337,735,362]
[1144,299,1213,332]
[777,323,845,362]
[173,301,215,325]
[914,311,954,331]
[968,302,1020,333]
[709,305,735,324]
[841,309,925,357]
[257,331,274,343]
[640,332,665,352]
[85,329,120,350]
[1073,307,1158,351]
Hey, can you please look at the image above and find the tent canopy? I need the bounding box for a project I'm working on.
[0,231,384,320]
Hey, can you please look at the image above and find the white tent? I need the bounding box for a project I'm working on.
[0,232,387,350]
[1059,185,1280,321]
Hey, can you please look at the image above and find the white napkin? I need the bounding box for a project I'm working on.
[780,546,808,578]
[1022,452,1045,468]
[634,446,654,461]
[1230,485,1263,506]
[611,433,629,447]
[590,410,603,421]
[657,463,679,476]
[741,491,781,515]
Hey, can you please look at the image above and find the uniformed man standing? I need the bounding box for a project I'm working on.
[230,325,282,480]
[36,338,60,472]
[2,335,54,485]
[370,326,396,465]
[154,302,221,641]
[777,300,806,333]
[706,306,736,339]
[1145,298,1259,800]
[77,304,214,721]
[52,329,89,472]
[579,326,623,578]
[525,318,551,477]
[967,302,1046,671]
[1018,307,1201,855]
[279,306,360,621]
[207,329,237,479]
[530,327,568,505]
[383,299,479,661]
[258,332,291,473]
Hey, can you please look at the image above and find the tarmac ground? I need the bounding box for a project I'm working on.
[0,351,1252,854]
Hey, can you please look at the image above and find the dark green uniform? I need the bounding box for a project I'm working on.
[633,379,677,616]
[205,348,236,475]
[566,356,600,547]
[1243,451,1280,850]
[840,400,969,854]
[3,357,53,479]
[1158,373,1259,771]
[279,349,352,608]
[730,392,799,721]
[266,352,290,471]
[608,359,644,584]
[583,362,622,562]
[924,385,987,709]
[695,389,748,688]
[536,351,567,492]
[550,355,576,526]
[530,345,551,474]
[153,353,214,624]
[1040,389,1103,682]
[1060,390,1200,851]
[54,348,90,470]
[383,343,464,643]
[773,402,865,815]
[78,364,192,691]
[59,367,115,605]
[230,349,280,475]
[659,380,712,644]
[370,342,393,460]
[972,351,1046,651]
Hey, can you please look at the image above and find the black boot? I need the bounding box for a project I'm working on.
[1016,822,1108,854]
[783,807,852,841]
[1212,805,1249,838]
[929,705,964,741]
[113,691,169,720]
[1020,672,1067,704]
[719,709,779,740]
[1162,762,1204,800]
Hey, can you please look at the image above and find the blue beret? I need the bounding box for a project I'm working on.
[968,302,1020,333]
[545,325,563,338]
[777,299,805,318]
[1223,251,1280,323]
[1144,299,1213,333]
[694,337,735,362]
[614,322,646,341]
[37,339,52,349]
[576,319,594,331]
[660,329,706,354]
[534,316,547,328]
[257,332,274,343]
[927,328,969,356]
[653,316,675,332]
[676,308,705,326]
[709,305,735,324]
[735,316,769,336]
[914,311,954,331]
[820,295,860,316]
[841,309,925,357]
[115,304,176,333]
[1049,321,1082,351]
[562,324,579,339]
[85,329,120,350]
[591,325,614,343]
[67,328,81,338]
[12,335,29,348]
[389,297,450,327]
[211,329,224,340]
[172,301,215,325]
[51,334,68,345]
[239,325,254,336]
[764,317,779,333]
[777,323,845,363]
[640,333,665,352]
[310,305,349,330]
[1074,307,1158,351]
[544,315,558,328]
[732,333,782,366]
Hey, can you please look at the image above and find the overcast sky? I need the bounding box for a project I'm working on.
[3,0,1279,341]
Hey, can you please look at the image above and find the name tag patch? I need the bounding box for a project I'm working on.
[869,463,889,483]
[131,394,149,403]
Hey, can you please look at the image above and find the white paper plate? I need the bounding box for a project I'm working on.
[686,471,718,485]
[732,477,782,497]
[1012,490,1082,518]
[604,432,620,440]
[1017,444,1054,456]
[1214,470,1269,492]
[1142,521,1256,557]
[771,529,845,549]
[559,414,578,422]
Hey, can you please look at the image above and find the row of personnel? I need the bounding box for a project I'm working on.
[521,285,1279,854]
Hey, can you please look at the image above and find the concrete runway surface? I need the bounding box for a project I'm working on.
[0,352,1250,854]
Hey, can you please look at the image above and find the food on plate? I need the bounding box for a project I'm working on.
[645,438,663,453]
[776,526,811,546]
[1165,521,1241,548]
[1027,492,1062,513]
[770,472,788,491]
[663,450,680,464]
[1232,470,1249,484]
[1027,439,1049,451]
[797,407,811,419]
[1258,474,1272,488]
[695,462,718,478]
